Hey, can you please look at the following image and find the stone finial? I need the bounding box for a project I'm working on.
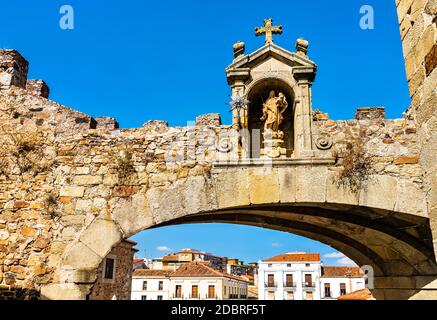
[0,49,29,90]
[233,41,245,58]
[196,113,222,126]
[355,107,386,120]
[296,38,309,56]
[26,80,50,98]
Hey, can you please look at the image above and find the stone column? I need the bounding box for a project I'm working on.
[396,0,437,260]
[293,66,316,158]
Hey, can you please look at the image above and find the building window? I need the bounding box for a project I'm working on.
[104,258,115,279]
[175,285,182,298]
[267,291,275,300]
[340,283,346,295]
[191,285,199,298]
[305,263,310,267]
[141,295,147,300]
[324,283,331,297]
[286,264,291,268]
[268,264,273,268]
[157,295,163,300]
[267,274,275,287]
[285,274,294,287]
[158,281,163,291]
[304,274,313,287]
[305,291,313,300]
[208,285,215,299]
[142,281,147,291]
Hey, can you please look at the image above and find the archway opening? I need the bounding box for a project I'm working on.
[247,79,295,158]
[123,223,367,301]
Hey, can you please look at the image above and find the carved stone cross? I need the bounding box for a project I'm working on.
[255,18,283,44]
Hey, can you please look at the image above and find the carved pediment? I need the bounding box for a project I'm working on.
[226,43,317,85]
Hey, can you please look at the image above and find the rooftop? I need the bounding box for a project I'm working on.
[133,269,171,278]
[337,288,375,300]
[321,266,364,278]
[262,253,321,263]
[171,262,249,283]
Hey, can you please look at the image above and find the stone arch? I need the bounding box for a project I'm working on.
[42,166,437,300]
[245,77,296,157]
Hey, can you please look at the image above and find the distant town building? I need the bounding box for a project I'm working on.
[131,270,171,300]
[89,240,138,300]
[226,258,256,280]
[258,252,322,300]
[321,266,366,299]
[258,252,367,300]
[131,261,249,300]
[161,248,227,271]
[133,258,148,270]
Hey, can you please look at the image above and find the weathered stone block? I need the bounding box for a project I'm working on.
[278,167,296,204]
[73,175,102,186]
[295,165,327,203]
[359,175,398,211]
[40,283,90,300]
[214,169,250,208]
[394,156,419,164]
[79,218,122,259]
[248,167,280,205]
[425,43,437,76]
[112,193,153,237]
[326,171,359,205]
[60,186,85,198]
[63,242,102,270]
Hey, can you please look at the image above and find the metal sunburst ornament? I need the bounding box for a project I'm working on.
[227,93,249,113]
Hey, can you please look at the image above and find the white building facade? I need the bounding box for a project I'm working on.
[258,253,366,300]
[320,267,366,299]
[131,270,171,300]
[258,253,322,300]
[132,262,248,300]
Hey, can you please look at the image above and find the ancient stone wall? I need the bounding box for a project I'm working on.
[396,0,437,258]
[0,1,435,299]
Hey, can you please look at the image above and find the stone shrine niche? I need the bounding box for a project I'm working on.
[226,22,317,159]
[247,79,294,158]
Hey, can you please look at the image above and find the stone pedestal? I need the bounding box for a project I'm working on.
[261,130,287,159]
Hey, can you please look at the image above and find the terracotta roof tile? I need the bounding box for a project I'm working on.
[337,288,375,300]
[321,266,364,278]
[162,255,179,262]
[133,269,171,277]
[263,253,320,262]
[171,262,249,282]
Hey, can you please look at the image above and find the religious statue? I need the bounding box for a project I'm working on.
[260,90,288,132]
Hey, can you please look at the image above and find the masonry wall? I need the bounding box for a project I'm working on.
[396,0,437,258]
[88,240,136,300]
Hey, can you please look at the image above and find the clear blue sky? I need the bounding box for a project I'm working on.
[1,1,410,265]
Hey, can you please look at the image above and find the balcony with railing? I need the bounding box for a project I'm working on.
[302,282,316,290]
[283,282,297,289]
[264,282,278,288]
